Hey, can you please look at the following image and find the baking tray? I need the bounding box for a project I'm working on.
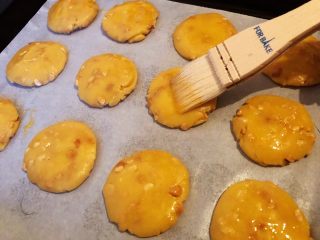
[0,0,319,239]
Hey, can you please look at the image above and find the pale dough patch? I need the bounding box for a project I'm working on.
[23,121,96,193]
[76,54,138,108]
[103,150,189,237]
[0,97,20,151]
[48,0,99,34]
[6,42,68,87]
[147,67,217,130]
[232,95,315,166]
[173,13,237,60]
[102,0,159,43]
[210,180,311,240]
[263,36,320,86]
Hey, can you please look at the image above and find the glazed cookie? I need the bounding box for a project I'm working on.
[232,95,315,166]
[48,0,99,34]
[147,67,217,130]
[102,0,159,43]
[76,54,138,107]
[210,180,311,240]
[0,97,20,151]
[103,150,189,237]
[6,42,68,87]
[263,36,320,86]
[23,121,96,193]
[173,13,237,60]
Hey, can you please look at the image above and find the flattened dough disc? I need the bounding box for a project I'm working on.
[147,67,216,130]
[23,121,97,193]
[103,150,189,237]
[102,0,159,43]
[6,42,68,87]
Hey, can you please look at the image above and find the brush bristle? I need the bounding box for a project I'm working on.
[171,54,226,113]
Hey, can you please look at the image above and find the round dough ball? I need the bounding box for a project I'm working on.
[263,36,320,86]
[0,97,20,151]
[76,54,138,108]
[102,0,159,43]
[6,42,68,87]
[23,121,97,193]
[103,150,189,237]
[232,95,315,166]
[173,13,237,60]
[147,67,217,130]
[210,180,311,240]
[48,0,99,34]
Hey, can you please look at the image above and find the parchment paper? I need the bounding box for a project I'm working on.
[0,0,319,239]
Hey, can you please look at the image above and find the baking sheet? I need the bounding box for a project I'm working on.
[0,0,319,239]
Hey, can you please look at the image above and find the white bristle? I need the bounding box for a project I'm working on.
[171,54,228,112]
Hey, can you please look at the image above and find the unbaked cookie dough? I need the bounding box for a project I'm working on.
[263,36,320,86]
[232,95,315,166]
[76,53,138,107]
[103,150,189,237]
[147,67,217,130]
[210,179,311,240]
[23,121,96,193]
[6,41,68,87]
[48,0,99,34]
[102,0,159,43]
[0,97,20,151]
[173,13,237,60]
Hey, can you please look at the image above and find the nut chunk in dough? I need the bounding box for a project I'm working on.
[173,13,237,60]
[102,0,159,43]
[6,42,68,87]
[76,54,138,108]
[232,95,315,166]
[147,67,217,130]
[210,180,311,240]
[23,121,97,193]
[103,150,189,237]
[48,0,99,34]
[263,36,320,86]
[0,97,20,151]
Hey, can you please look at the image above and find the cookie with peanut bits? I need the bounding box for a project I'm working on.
[102,0,159,43]
[23,121,96,193]
[6,42,68,87]
[210,180,311,240]
[147,67,217,130]
[263,36,320,86]
[0,97,20,151]
[173,13,237,60]
[48,0,99,34]
[103,150,189,237]
[76,54,138,108]
[232,95,315,166]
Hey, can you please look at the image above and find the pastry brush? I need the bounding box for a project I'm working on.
[171,0,320,112]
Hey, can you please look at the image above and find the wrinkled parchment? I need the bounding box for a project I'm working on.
[0,0,319,239]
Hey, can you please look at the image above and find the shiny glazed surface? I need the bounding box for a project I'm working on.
[232,95,315,166]
[263,36,320,86]
[23,121,97,193]
[210,179,311,240]
[103,150,189,237]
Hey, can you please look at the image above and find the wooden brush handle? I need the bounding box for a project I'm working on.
[210,0,320,83]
